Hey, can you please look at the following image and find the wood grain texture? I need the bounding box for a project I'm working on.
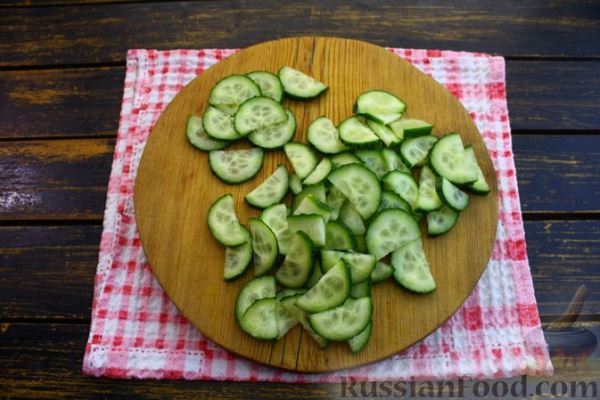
[134,37,498,372]
[1,0,600,67]
[2,61,599,140]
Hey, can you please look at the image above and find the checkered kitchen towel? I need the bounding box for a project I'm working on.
[83,48,553,381]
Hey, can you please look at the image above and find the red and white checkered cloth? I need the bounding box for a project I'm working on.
[83,48,553,381]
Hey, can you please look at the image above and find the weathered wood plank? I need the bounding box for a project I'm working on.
[0,0,146,6]
[1,0,599,67]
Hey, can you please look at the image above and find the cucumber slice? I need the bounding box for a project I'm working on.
[293,194,332,223]
[427,205,459,236]
[208,148,264,184]
[350,279,372,299]
[392,239,436,293]
[348,322,372,353]
[302,157,332,185]
[338,116,381,148]
[239,298,278,340]
[281,296,328,348]
[331,152,361,168]
[278,66,328,99]
[223,225,252,280]
[292,182,326,210]
[320,250,376,283]
[382,171,419,210]
[436,176,469,211]
[338,201,366,235]
[378,190,412,213]
[366,120,401,147]
[429,133,478,185]
[249,218,279,276]
[370,261,393,283]
[381,148,410,173]
[245,165,289,209]
[309,297,373,341]
[207,194,247,247]
[464,146,491,195]
[260,204,291,255]
[284,142,319,179]
[400,135,438,167]
[354,90,405,125]
[209,75,261,115]
[275,231,315,288]
[366,209,421,260]
[276,296,300,339]
[389,118,433,140]
[277,288,307,300]
[248,109,296,149]
[416,165,443,212]
[306,260,323,288]
[202,106,238,140]
[289,173,303,194]
[297,260,351,313]
[355,150,386,179]
[327,163,381,220]
[325,220,356,251]
[287,214,326,247]
[235,275,276,323]
[233,96,288,136]
[354,234,367,253]
[326,186,346,220]
[247,71,283,103]
[307,116,349,154]
[186,115,227,151]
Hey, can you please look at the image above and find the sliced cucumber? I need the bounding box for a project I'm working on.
[186,115,227,151]
[209,75,261,115]
[284,142,318,179]
[327,163,381,220]
[302,157,332,185]
[338,200,366,235]
[297,260,351,313]
[354,90,405,125]
[292,182,326,210]
[381,148,410,173]
[326,186,346,220]
[260,204,291,255]
[350,279,372,299]
[239,298,278,340]
[276,295,300,339]
[325,220,356,251]
[248,109,296,149]
[306,260,323,288]
[207,194,247,247]
[355,150,386,179]
[278,66,328,99]
[348,322,372,353]
[354,234,367,253]
[287,214,326,247]
[281,296,328,348]
[289,173,303,194]
[378,190,412,213]
[399,135,438,167]
[427,205,459,236]
[321,250,376,284]
[245,165,289,208]
[223,225,252,280]
[208,148,264,184]
[247,71,283,103]
[202,106,238,140]
[235,275,276,323]
[382,171,419,210]
[392,239,436,293]
[275,231,314,288]
[389,118,433,140]
[277,288,307,300]
[436,176,469,211]
[464,146,491,195]
[309,297,373,341]
[293,194,332,222]
[249,218,279,276]
[366,209,421,260]
[338,116,381,148]
[429,133,478,185]
[416,165,443,212]
[307,116,349,154]
[233,96,288,136]
[331,152,361,168]
[370,261,393,283]
[366,120,401,147]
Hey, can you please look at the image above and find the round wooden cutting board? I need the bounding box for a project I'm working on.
[134,37,498,372]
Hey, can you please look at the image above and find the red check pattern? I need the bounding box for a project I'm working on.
[83,48,553,381]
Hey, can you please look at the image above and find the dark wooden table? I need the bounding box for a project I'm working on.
[1,1,600,398]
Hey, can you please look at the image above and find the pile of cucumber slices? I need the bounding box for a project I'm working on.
[189,66,490,353]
